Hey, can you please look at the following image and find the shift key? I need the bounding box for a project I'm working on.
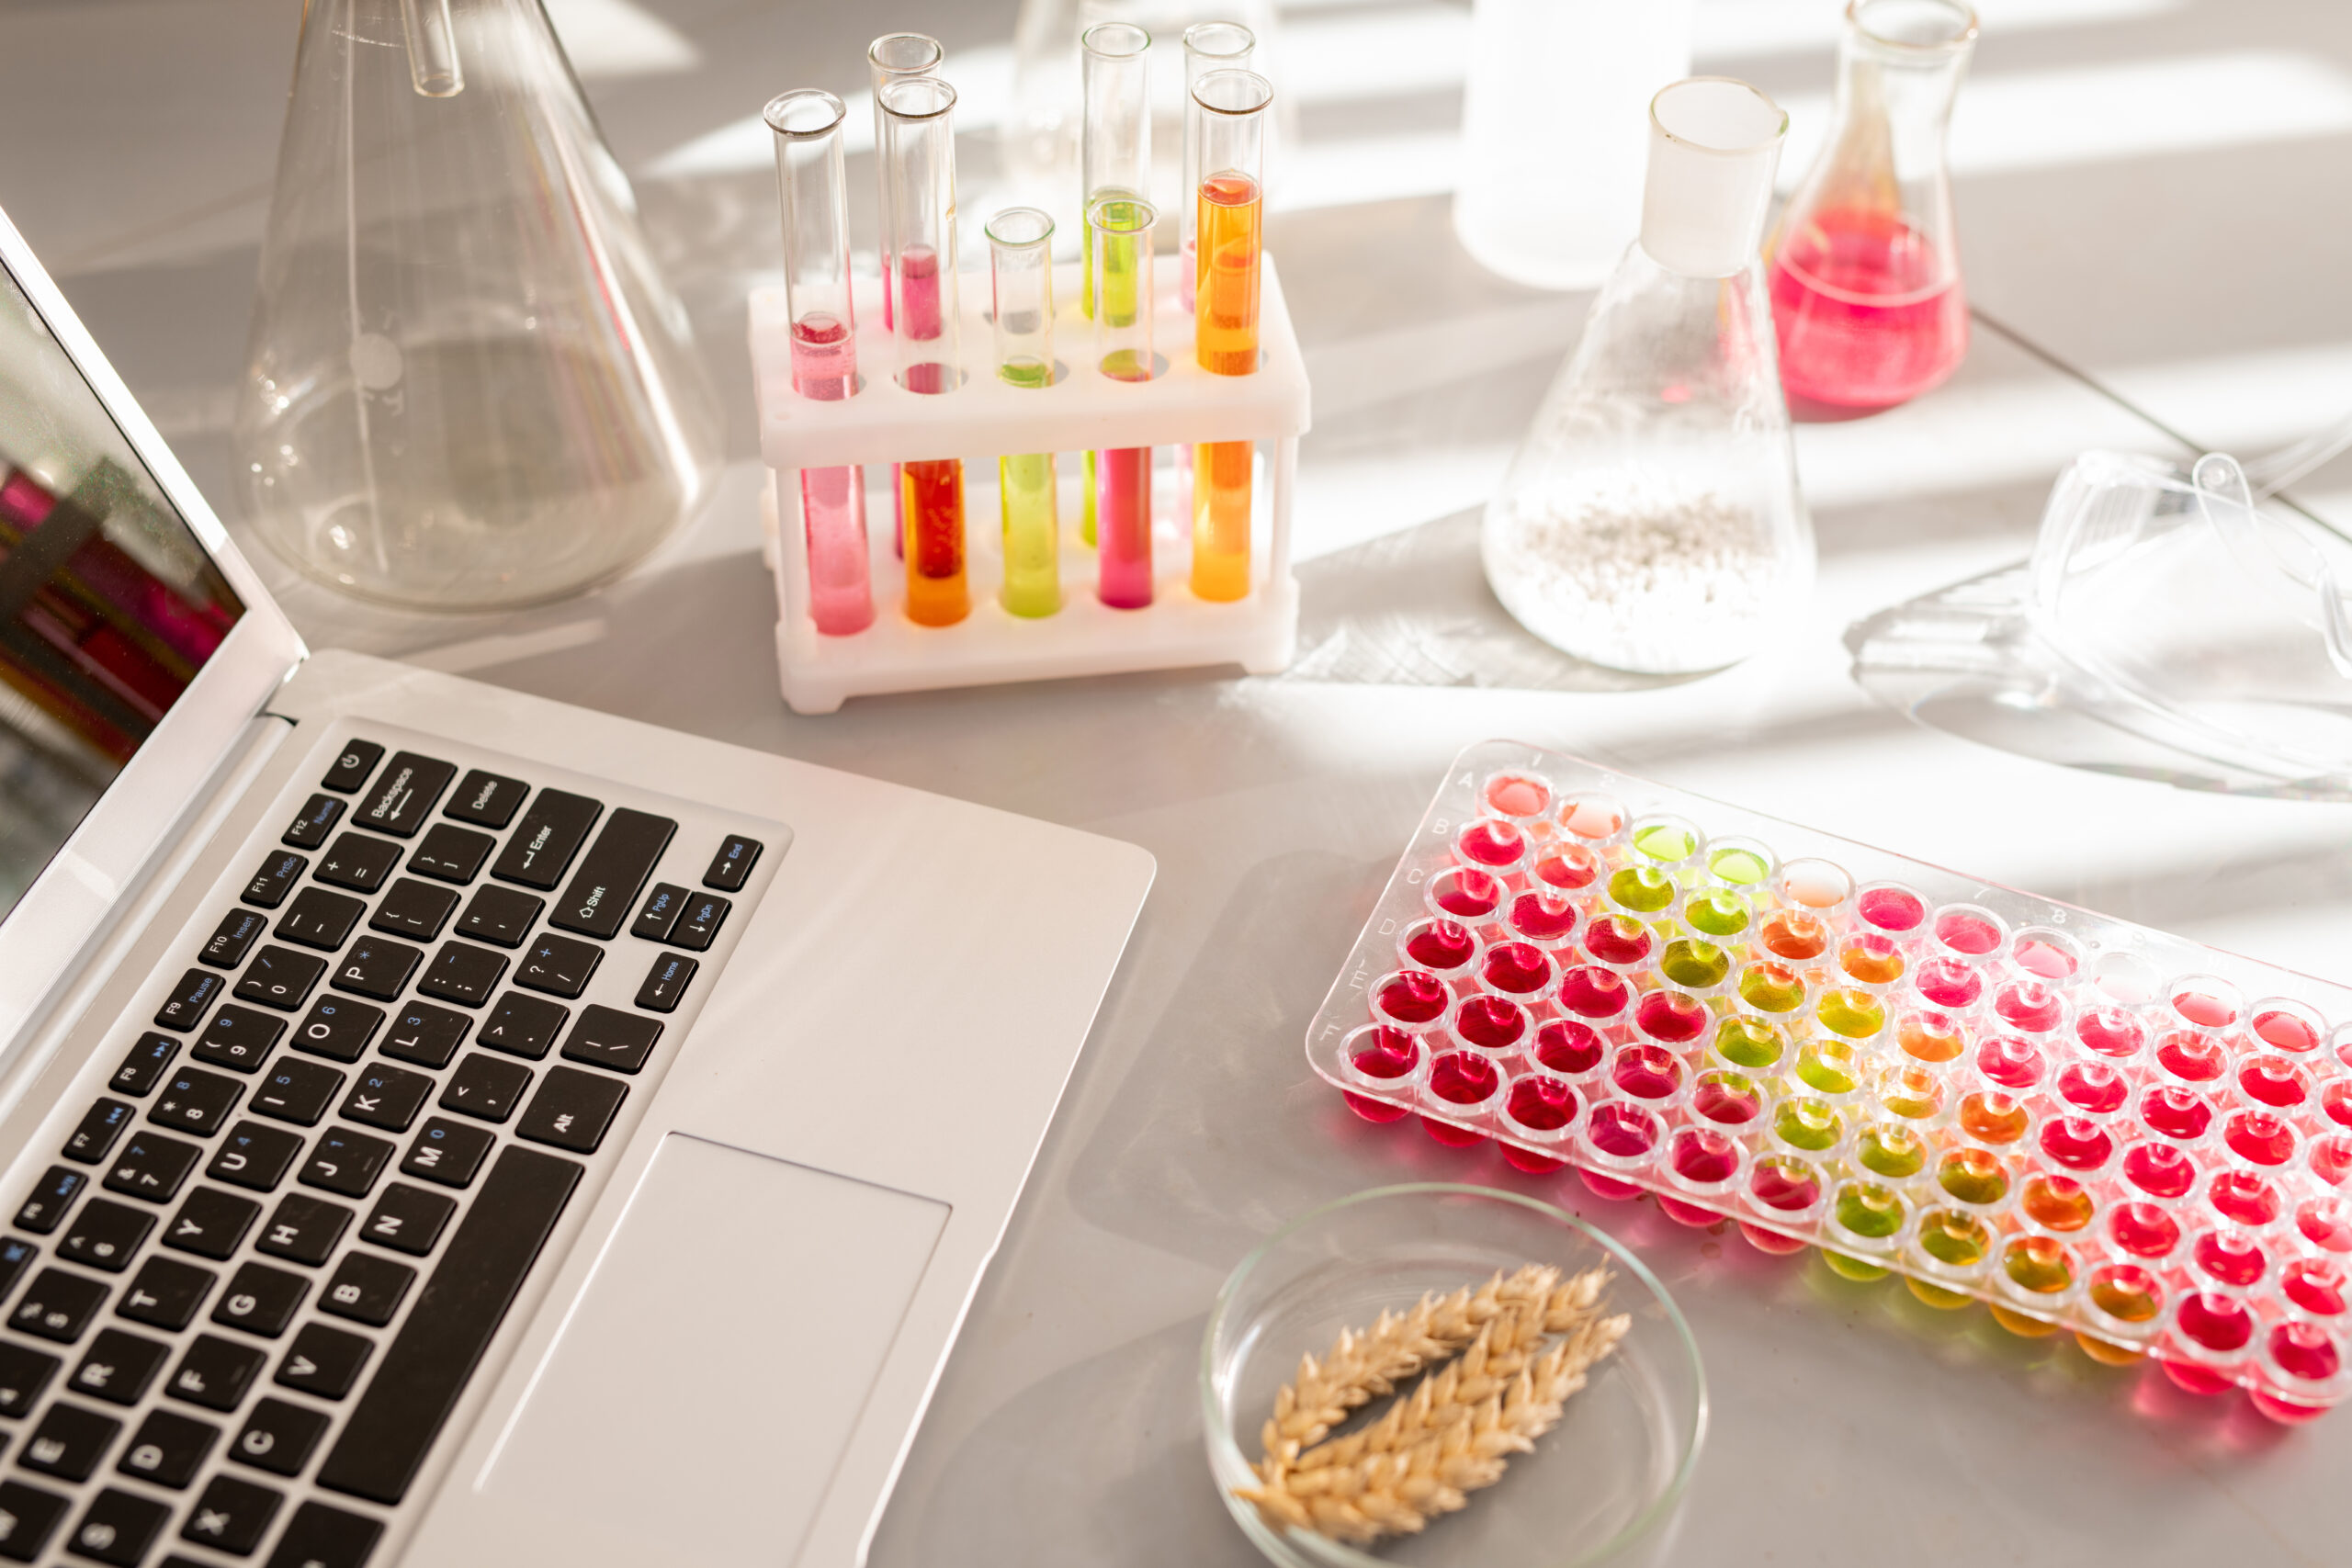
[490,791,603,891]
[549,811,675,940]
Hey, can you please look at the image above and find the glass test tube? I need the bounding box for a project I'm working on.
[879,74,968,628]
[988,207,1060,618]
[765,89,874,637]
[867,32,943,333]
[1180,23,1254,315]
[1080,21,1150,549]
[1092,197,1158,610]
[1192,68,1272,604]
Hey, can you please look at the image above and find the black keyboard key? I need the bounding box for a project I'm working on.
[476,993,567,1060]
[211,1264,309,1339]
[515,1066,628,1156]
[290,997,384,1065]
[0,1235,33,1300]
[514,931,600,999]
[454,884,541,950]
[237,946,328,1012]
[166,1334,267,1410]
[149,1067,243,1136]
[629,882,686,942]
[397,1120,494,1190]
[241,852,306,910]
[16,1168,83,1233]
[446,768,527,829]
[300,1130,394,1200]
[316,1145,580,1505]
[12,1269,108,1342]
[18,1402,117,1479]
[251,1059,345,1128]
[192,1005,287,1075]
[206,1124,305,1195]
[0,1343,59,1417]
[66,1485,169,1564]
[320,1253,415,1328]
[670,892,730,952]
[117,1257,216,1332]
[277,1324,373,1401]
[491,789,602,890]
[58,1201,153,1274]
[550,809,675,940]
[107,1035,179,1098]
[68,1328,172,1406]
[265,1500,383,1568]
[314,833,401,895]
[62,1100,133,1165]
[162,1189,262,1263]
[558,1005,663,1075]
[119,1407,220,1490]
[629,951,692,1011]
[232,1397,332,1478]
[357,751,457,839]
[100,1135,201,1204]
[370,878,459,942]
[337,1066,433,1134]
[182,1472,283,1552]
[0,1477,68,1561]
[153,969,224,1032]
[417,942,507,1008]
[379,1001,469,1068]
[283,793,346,850]
[276,888,368,953]
[258,1193,353,1266]
[407,822,494,886]
[199,908,268,969]
[331,936,422,1002]
[359,1184,455,1258]
[704,833,763,892]
[320,740,383,795]
[437,1055,530,1124]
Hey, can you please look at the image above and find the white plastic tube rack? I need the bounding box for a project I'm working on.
[750,252,1309,714]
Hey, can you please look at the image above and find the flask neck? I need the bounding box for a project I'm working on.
[1828,1,1975,188]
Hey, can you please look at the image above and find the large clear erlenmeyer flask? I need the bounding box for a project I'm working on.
[1765,0,1976,414]
[234,0,723,611]
[1482,78,1809,675]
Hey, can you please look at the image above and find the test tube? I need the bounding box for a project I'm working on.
[764,89,873,637]
[1191,67,1272,604]
[1180,23,1254,314]
[867,33,943,333]
[1080,21,1150,549]
[989,206,1060,618]
[879,74,968,627]
[1092,196,1157,609]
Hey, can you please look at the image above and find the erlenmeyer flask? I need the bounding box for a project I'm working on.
[1482,77,1809,676]
[1765,0,1976,415]
[234,0,723,611]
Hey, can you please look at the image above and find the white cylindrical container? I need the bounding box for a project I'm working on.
[1453,0,1695,291]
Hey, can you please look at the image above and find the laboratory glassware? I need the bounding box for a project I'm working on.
[1181,23,1255,313]
[1482,77,1809,675]
[1081,21,1152,550]
[767,90,874,638]
[1092,197,1159,609]
[868,33,944,334]
[234,0,722,610]
[989,208,1063,618]
[1192,68,1271,604]
[1766,0,1977,413]
[880,74,969,628]
[1455,0,1695,291]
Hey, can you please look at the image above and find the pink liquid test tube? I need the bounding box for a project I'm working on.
[1091,196,1158,608]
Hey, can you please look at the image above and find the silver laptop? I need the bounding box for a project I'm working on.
[0,207,1153,1568]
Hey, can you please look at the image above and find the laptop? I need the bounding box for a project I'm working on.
[0,206,1153,1568]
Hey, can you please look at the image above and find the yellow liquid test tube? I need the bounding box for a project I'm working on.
[1079,22,1151,549]
[988,208,1061,617]
[1191,69,1272,603]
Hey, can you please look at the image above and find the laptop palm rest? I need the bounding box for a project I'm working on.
[476,1134,951,1564]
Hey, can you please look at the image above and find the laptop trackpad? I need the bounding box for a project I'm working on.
[479,1134,951,1565]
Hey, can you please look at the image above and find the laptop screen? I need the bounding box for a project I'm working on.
[0,257,246,921]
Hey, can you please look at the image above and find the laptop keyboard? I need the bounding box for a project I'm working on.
[0,734,771,1566]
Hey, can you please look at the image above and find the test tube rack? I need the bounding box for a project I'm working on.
[749,252,1309,714]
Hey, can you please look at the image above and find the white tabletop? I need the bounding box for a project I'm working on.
[6,1,2351,1562]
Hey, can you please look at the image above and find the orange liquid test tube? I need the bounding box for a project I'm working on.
[1192,70,1273,604]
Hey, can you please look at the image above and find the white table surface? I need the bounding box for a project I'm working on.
[6,1,2352,1562]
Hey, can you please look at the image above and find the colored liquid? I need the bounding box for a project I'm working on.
[2109,1201,2180,1259]
[1533,842,1602,893]
[1933,908,2002,958]
[790,315,875,637]
[2121,1140,2197,1199]
[1094,444,1153,608]
[2271,1323,2342,1382]
[1774,1098,1842,1153]
[1759,910,1828,962]
[1505,1074,1577,1133]
[1611,1044,1684,1101]
[1834,1181,1904,1241]
[1974,1035,2043,1091]
[1857,885,1925,933]
[1534,1020,1605,1077]
[1937,1148,2008,1206]
[1479,942,1551,997]
[1557,795,1624,840]
[1605,865,1676,914]
[2056,1061,2127,1114]
[901,459,969,626]
[1374,971,1448,1025]
[1856,1123,1925,1180]
[1403,919,1476,974]
[1917,1208,1989,1268]
[1427,1050,1499,1107]
[2002,1235,2075,1294]
[2021,1173,2096,1230]
[2301,1196,2352,1252]
[2224,1111,2296,1167]
[1779,858,1851,910]
[1684,888,1751,939]
[1958,1091,2028,1145]
[1898,1011,1964,1063]
[2088,1264,2163,1325]
[2209,1171,2281,1227]
[1838,936,1904,987]
[2075,1007,2145,1059]
[2254,1006,2322,1053]
[1485,773,1550,817]
[2284,1259,2348,1317]
[2171,986,2238,1028]
[1632,819,1698,863]
[1344,1027,1418,1123]
[2012,934,2079,980]
[2174,1292,2253,1354]
[1456,818,1526,868]
[1751,1156,1824,1213]
[1815,989,1885,1041]
[1769,206,1967,412]
[1709,846,1770,886]
[1454,995,1526,1052]
[1583,917,1654,969]
[995,358,1060,618]
[1993,980,2064,1033]
[2140,1087,2212,1143]
[1586,1101,1661,1160]
[1670,1127,1740,1186]
[1191,175,1261,603]
[1796,1039,1861,1096]
[2193,1230,2267,1289]
[2154,1031,2225,1084]
[1659,939,1730,990]
[1824,1253,1891,1283]
[1558,965,1632,1021]
[2237,1055,2308,1109]
[2315,1133,2352,1187]
[1713,1017,1784,1071]
[1878,1063,1942,1120]
[1692,1069,1763,1126]
[1507,891,1578,944]
[1430,868,1501,919]
[1634,989,1708,1045]
[1737,962,1805,1015]
[1915,958,1981,1010]
[2038,1120,2115,1176]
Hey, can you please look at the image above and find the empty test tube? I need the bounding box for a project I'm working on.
[1192,68,1272,604]
[988,207,1060,617]
[1181,23,1254,313]
[1092,196,1159,610]
[879,74,968,626]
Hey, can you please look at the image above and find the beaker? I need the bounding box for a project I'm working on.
[1482,78,1810,676]
[234,0,723,611]
[1765,0,1977,414]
